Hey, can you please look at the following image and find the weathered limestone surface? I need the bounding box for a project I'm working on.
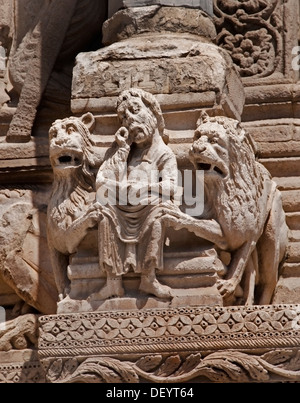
[102,5,216,46]
[72,5,244,155]
[0,186,57,314]
[74,40,229,98]
[0,350,45,383]
[1,0,107,143]
[0,314,38,352]
[123,0,213,15]
[108,0,213,17]
[38,305,300,383]
[0,0,299,384]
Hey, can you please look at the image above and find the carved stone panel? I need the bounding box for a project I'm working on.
[0,350,45,383]
[214,0,283,80]
[46,88,288,314]
[38,305,300,383]
[0,0,299,385]
[213,0,299,84]
[42,349,300,383]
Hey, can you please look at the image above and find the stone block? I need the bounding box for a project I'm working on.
[273,277,300,304]
[102,5,216,45]
[73,36,244,121]
[123,0,213,16]
[57,287,222,314]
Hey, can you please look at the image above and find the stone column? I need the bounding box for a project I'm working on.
[66,2,246,313]
[108,0,213,17]
[122,0,213,15]
[72,3,245,151]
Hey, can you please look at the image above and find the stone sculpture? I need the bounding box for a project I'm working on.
[214,0,282,79]
[93,88,183,301]
[1,0,299,384]
[5,0,107,142]
[47,113,101,301]
[189,112,288,305]
[0,314,38,352]
[46,90,288,309]
[39,304,300,384]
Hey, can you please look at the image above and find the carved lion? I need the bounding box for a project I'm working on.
[47,113,101,301]
[189,113,288,305]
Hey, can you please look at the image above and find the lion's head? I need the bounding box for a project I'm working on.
[49,112,96,186]
[48,113,97,226]
[189,112,266,233]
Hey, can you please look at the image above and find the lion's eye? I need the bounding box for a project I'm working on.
[129,103,140,114]
[210,138,218,144]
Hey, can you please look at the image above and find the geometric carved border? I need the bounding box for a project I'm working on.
[39,305,300,357]
[0,350,45,383]
[38,305,300,383]
[0,361,45,383]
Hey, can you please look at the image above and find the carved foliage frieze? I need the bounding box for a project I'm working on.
[213,0,283,79]
[43,349,300,383]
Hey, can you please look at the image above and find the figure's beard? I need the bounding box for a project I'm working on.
[130,122,155,144]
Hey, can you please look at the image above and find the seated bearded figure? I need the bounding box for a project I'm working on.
[92,88,182,300]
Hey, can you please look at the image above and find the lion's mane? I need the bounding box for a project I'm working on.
[195,115,269,238]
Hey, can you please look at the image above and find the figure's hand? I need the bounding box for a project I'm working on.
[86,202,103,227]
[115,127,131,148]
[216,279,237,299]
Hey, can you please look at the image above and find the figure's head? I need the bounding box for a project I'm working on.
[190,111,257,183]
[116,88,168,145]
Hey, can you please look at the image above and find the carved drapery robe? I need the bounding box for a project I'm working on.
[96,135,180,276]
